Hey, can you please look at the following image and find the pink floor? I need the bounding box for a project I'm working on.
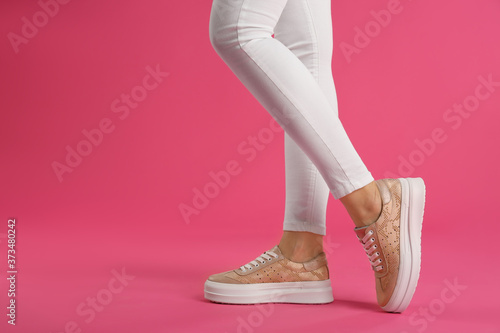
[2,0,500,332]
[0,210,499,333]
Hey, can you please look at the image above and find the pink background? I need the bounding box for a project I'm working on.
[1,0,499,332]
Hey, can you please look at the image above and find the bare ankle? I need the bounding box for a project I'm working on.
[278,231,324,262]
[340,181,383,228]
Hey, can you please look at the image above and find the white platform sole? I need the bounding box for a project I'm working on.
[382,177,426,313]
[204,279,333,304]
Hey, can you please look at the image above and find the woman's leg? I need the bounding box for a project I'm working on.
[274,0,334,261]
[277,0,333,237]
[209,0,374,200]
[206,0,425,312]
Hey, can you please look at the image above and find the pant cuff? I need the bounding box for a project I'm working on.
[283,222,326,236]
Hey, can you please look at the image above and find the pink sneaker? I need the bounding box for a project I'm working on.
[204,245,333,304]
[355,178,425,313]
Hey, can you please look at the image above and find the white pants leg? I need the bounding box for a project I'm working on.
[209,0,374,232]
[275,0,336,236]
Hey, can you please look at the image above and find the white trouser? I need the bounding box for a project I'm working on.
[209,0,374,235]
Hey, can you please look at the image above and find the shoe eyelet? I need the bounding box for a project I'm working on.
[373,245,377,249]
[268,258,272,261]
[369,230,374,235]
[376,252,380,256]
[371,238,375,242]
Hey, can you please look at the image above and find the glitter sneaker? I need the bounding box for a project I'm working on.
[204,245,333,304]
[355,178,425,313]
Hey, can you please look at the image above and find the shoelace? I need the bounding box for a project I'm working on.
[239,250,279,272]
[359,230,384,271]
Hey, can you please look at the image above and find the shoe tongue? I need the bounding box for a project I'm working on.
[269,245,282,255]
[354,226,370,239]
